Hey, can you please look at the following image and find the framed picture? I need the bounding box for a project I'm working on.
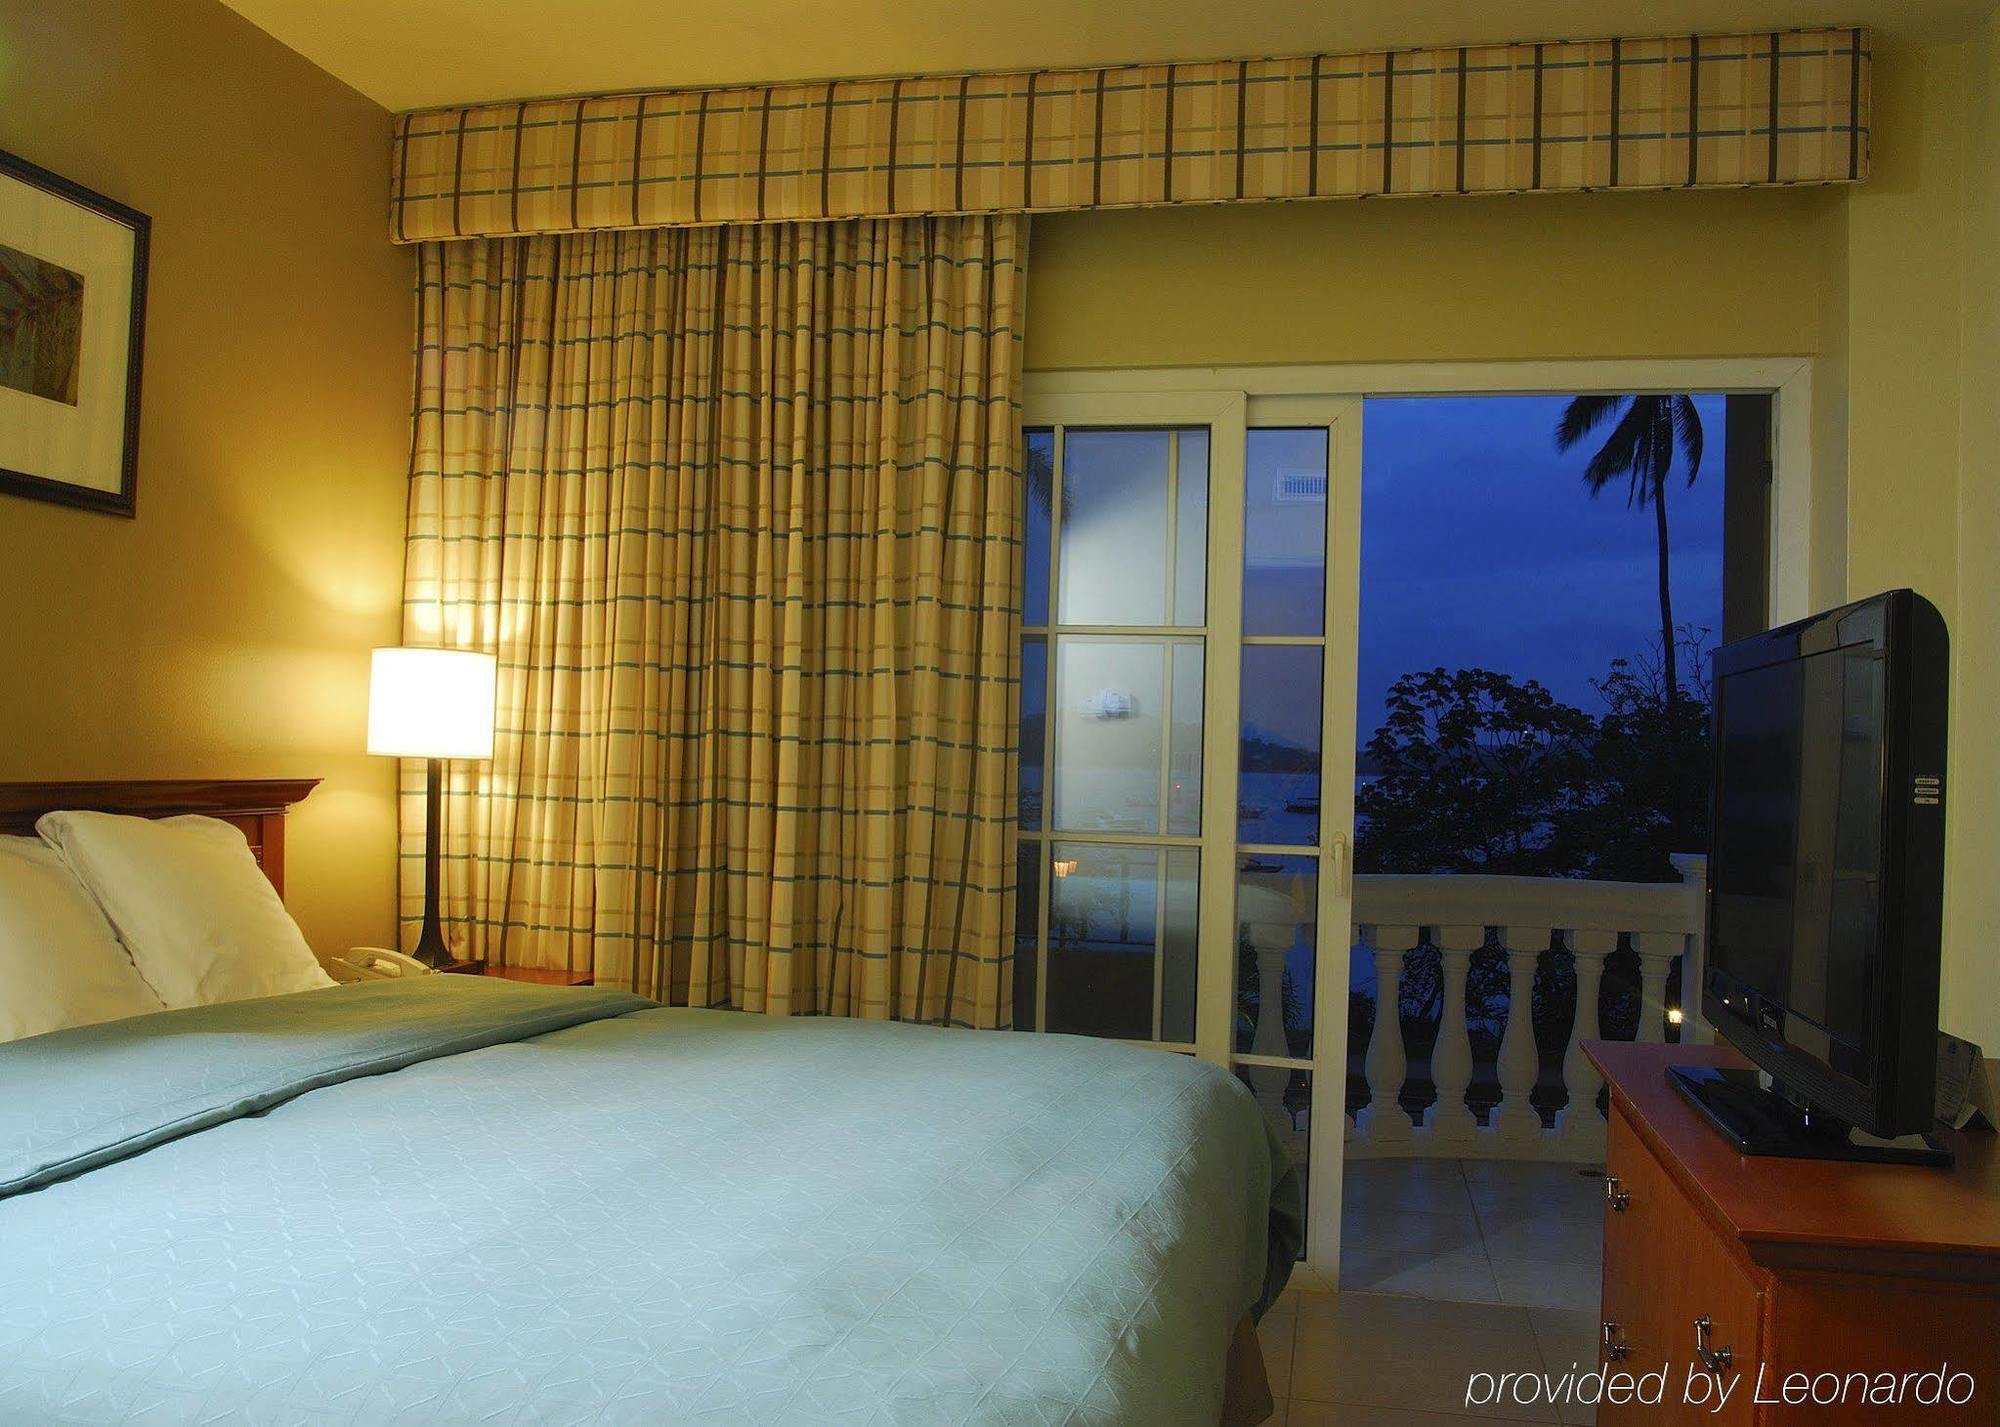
[0,149,148,517]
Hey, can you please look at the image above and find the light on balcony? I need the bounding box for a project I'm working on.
[1667,1007,1686,1026]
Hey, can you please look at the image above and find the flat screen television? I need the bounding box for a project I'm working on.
[1677,589,1950,1165]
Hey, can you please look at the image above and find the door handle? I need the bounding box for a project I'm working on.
[1604,1173,1630,1211]
[1601,1321,1630,1362]
[1693,1315,1735,1374]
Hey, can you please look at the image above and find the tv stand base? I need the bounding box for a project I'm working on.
[1667,1064,1954,1167]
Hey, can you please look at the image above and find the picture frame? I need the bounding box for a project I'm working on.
[0,148,148,518]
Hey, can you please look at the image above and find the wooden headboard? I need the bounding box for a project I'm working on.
[0,779,320,896]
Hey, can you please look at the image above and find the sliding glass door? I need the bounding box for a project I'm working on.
[1016,390,1361,1280]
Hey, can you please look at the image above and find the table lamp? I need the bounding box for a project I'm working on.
[367,647,497,968]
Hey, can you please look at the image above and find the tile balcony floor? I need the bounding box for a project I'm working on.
[1254,1158,1606,1425]
[1260,1289,1602,1426]
[1339,1158,1606,1312]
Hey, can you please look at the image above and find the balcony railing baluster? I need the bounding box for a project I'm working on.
[1492,925,1548,1144]
[1426,925,1481,1144]
[1346,861,1703,1163]
[1556,929,1615,1158]
[1670,853,1712,1045]
[1633,931,1679,1044]
[1357,923,1415,1146]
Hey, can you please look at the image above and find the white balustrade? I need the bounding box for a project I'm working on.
[1492,925,1548,1143]
[1557,930,1615,1158]
[1425,925,1481,1144]
[1245,922,1296,1062]
[1670,853,1712,1044]
[1357,924,1416,1146]
[1633,931,1679,1045]
[1241,871,1317,1128]
[1348,858,1706,1163]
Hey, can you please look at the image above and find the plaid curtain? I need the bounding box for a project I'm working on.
[389,28,1869,244]
[400,216,1025,1027]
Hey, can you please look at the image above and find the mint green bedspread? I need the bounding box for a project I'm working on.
[0,978,1299,1424]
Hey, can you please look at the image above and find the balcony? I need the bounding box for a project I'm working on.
[1343,852,1709,1162]
[1238,856,1708,1313]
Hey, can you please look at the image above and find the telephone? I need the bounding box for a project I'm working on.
[1937,1033,1998,1132]
[322,946,434,982]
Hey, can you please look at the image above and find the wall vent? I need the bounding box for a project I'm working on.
[1272,471,1327,504]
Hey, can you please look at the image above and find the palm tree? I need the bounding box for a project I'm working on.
[1025,435,1059,518]
[1555,395,1704,703]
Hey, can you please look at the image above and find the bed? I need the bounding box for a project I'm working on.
[0,780,1300,1426]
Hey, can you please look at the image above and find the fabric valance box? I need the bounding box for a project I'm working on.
[389,26,1869,244]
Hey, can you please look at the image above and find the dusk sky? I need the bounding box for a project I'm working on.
[1355,394,1726,743]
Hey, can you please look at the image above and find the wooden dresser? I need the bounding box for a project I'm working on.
[1586,1040,2000,1425]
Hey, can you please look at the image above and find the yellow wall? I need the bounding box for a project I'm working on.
[1840,41,1962,656]
[1794,29,2000,1050]
[0,0,411,954]
[1832,34,1988,1048]
[1027,30,1999,1047]
[1949,15,2000,1051]
[1027,186,1838,370]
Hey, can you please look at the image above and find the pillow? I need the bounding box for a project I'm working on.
[36,811,334,1009]
[0,835,166,1041]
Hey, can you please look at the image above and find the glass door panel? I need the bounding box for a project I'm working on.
[1024,430,1055,627]
[1019,410,1233,1051]
[1045,842,1200,1043]
[1012,840,1041,1031]
[1052,637,1203,836]
[1023,386,1361,1286]
[1244,428,1330,636]
[1237,1063,1314,1245]
[1238,645,1324,847]
[1019,635,1046,831]
[1056,429,1209,627]
[1233,423,1338,1264]
[1174,430,1211,626]
[1235,853,1319,1058]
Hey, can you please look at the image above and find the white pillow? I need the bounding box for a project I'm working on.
[0,835,166,1041]
[36,811,334,1009]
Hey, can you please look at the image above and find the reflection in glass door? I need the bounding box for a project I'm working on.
[1018,424,1212,1048]
[1016,390,1362,1282]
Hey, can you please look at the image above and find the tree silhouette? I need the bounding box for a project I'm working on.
[1555,395,1704,703]
[1354,635,1713,883]
[1353,667,1593,875]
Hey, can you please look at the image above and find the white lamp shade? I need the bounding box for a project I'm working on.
[367,648,497,759]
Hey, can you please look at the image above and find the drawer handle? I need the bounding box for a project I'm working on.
[1693,1315,1735,1374]
[1601,1321,1630,1362]
[1604,1174,1631,1212]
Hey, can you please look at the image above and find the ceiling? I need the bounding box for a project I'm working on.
[220,0,1997,112]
